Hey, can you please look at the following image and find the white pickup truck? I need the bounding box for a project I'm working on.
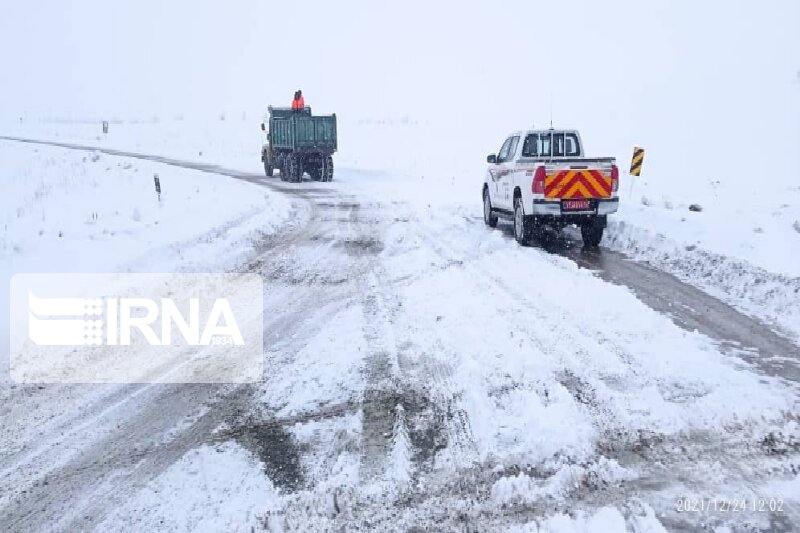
[482,129,619,246]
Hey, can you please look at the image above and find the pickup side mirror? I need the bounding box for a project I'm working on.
[260,123,266,131]
[487,154,497,164]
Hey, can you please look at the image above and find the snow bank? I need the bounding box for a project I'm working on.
[504,503,668,533]
[490,458,631,507]
[614,179,800,278]
[606,218,800,341]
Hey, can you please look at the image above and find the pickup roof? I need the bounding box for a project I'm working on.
[482,129,619,246]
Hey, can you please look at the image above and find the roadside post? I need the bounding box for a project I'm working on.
[102,121,109,135]
[154,174,161,202]
[629,146,644,199]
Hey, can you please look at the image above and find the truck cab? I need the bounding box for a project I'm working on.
[482,128,619,246]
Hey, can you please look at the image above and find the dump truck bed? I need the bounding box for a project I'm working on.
[268,107,337,154]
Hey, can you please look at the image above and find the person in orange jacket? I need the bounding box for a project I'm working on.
[291,90,305,111]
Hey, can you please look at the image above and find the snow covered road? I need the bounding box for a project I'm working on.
[2,138,799,532]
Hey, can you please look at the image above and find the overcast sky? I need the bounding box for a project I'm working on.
[2,0,798,178]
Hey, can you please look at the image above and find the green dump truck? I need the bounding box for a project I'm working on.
[261,106,338,182]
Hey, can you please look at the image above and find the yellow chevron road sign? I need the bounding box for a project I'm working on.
[630,147,645,176]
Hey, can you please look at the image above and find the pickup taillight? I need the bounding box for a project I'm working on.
[532,166,546,194]
[610,164,619,193]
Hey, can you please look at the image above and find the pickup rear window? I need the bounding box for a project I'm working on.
[522,133,581,157]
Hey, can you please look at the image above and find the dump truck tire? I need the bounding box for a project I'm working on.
[322,156,334,182]
[278,156,288,181]
[286,157,297,182]
[286,156,303,183]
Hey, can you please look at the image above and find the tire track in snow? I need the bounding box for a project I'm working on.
[314,208,799,531]
[0,138,370,531]
[357,258,483,489]
[413,211,800,531]
[359,285,403,483]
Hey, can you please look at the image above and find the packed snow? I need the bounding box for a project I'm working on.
[99,442,281,533]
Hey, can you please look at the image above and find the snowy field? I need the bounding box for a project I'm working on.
[0,138,291,274]
[0,139,292,380]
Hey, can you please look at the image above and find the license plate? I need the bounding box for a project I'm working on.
[562,199,591,211]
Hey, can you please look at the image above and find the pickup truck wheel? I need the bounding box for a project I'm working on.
[483,189,498,228]
[580,221,604,247]
[263,158,274,178]
[513,197,532,246]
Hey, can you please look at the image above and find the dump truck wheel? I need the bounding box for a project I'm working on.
[322,156,334,182]
[263,158,274,178]
[284,156,299,182]
[307,164,321,181]
[278,157,288,181]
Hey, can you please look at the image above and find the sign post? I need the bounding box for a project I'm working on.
[629,146,645,199]
[153,174,161,202]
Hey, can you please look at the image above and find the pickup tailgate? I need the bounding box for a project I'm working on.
[543,159,615,200]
